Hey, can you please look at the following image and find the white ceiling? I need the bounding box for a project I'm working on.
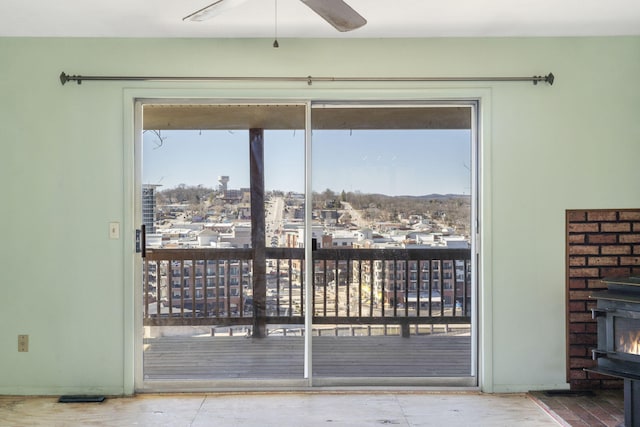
[1,0,639,39]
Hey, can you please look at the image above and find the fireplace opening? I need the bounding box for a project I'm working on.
[588,276,640,427]
[615,317,640,356]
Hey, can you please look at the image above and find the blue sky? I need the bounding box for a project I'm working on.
[143,129,471,196]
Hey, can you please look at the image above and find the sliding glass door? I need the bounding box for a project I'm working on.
[136,100,477,389]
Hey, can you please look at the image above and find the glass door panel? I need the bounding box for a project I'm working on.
[264,130,306,325]
[310,104,475,384]
[140,104,307,385]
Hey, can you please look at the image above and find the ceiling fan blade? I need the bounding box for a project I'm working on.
[183,0,250,22]
[300,0,367,32]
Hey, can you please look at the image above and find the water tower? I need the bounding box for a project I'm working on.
[218,175,229,192]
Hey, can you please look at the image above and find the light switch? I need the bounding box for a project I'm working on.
[109,222,120,239]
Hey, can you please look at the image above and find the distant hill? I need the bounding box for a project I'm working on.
[405,194,470,200]
[312,191,470,233]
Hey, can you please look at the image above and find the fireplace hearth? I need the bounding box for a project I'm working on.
[589,276,640,427]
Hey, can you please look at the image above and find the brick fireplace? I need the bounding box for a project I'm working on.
[566,209,640,390]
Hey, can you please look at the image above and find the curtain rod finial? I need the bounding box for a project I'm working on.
[546,72,555,85]
[60,72,82,85]
[533,72,554,86]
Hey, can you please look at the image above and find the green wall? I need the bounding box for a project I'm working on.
[1,37,639,394]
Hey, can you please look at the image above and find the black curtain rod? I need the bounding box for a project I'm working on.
[59,72,554,86]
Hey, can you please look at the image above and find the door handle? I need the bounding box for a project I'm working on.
[136,225,146,257]
[141,224,146,258]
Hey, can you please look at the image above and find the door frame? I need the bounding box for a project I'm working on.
[124,90,489,393]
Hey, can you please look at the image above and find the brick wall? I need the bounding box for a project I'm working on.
[566,209,640,390]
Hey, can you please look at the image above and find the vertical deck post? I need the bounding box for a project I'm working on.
[250,128,267,338]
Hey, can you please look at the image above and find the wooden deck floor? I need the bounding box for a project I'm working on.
[143,334,472,382]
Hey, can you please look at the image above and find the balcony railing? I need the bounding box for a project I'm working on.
[143,247,471,336]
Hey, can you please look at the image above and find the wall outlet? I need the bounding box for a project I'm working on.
[18,335,28,352]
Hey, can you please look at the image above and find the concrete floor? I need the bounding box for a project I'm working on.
[0,392,559,427]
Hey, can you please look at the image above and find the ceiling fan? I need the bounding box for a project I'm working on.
[183,0,367,32]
